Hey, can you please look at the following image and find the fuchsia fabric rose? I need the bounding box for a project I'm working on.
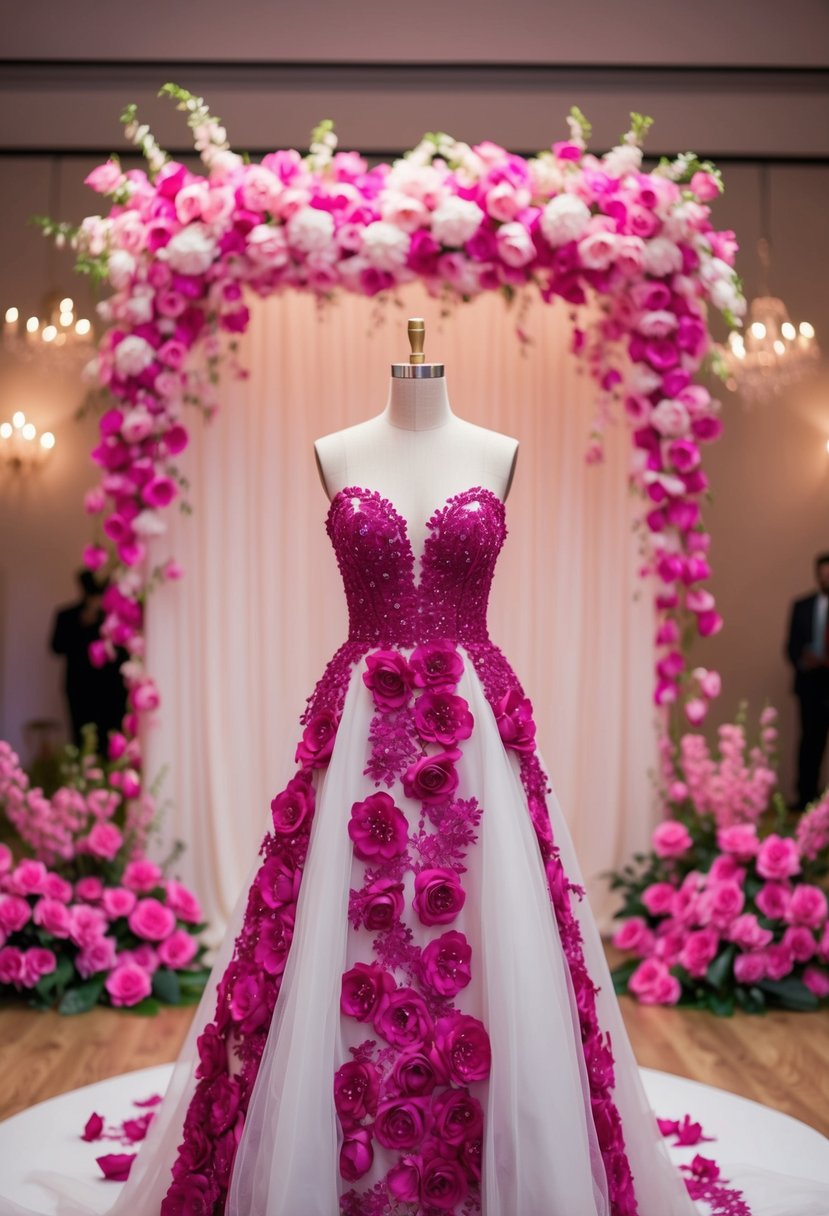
[333,1059,380,1124]
[391,1047,449,1096]
[403,751,461,806]
[255,855,301,911]
[128,898,176,942]
[374,987,433,1049]
[270,773,314,835]
[420,1157,469,1210]
[413,691,474,746]
[409,639,464,692]
[651,820,693,858]
[420,930,472,997]
[362,650,414,710]
[105,962,152,1007]
[362,877,405,931]
[386,1157,421,1202]
[493,689,537,753]
[340,961,396,1022]
[339,1128,373,1182]
[413,868,466,926]
[348,792,409,861]
[294,710,339,768]
[431,1087,484,1145]
[434,1013,491,1083]
[374,1096,429,1149]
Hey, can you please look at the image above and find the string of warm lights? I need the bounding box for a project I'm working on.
[3,296,92,349]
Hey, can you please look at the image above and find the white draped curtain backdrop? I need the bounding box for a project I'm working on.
[144,286,659,942]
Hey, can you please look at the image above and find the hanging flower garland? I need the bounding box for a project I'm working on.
[44,84,744,767]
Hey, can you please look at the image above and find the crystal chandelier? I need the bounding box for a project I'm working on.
[723,169,819,404]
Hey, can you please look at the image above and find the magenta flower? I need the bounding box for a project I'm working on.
[413,868,466,926]
[339,1128,373,1182]
[431,1087,484,1146]
[374,1096,429,1150]
[413,691,474,747]
[294,710,338,769]
[493,688,537,753]
[361,877,405,931]
[409,639,464,692]
[340,961,396,1022]
[96,1153,136,1182]
[165,879,203,923]
[123,858,163,893]
[373,986,433,1049]
[651,820,693,858]
[403,750,461,806]
[390,1046,449,1096]
[105,962,152,1007]
[128,898,176,942]
[420,930,472,997]
[333,1059,380,1125]
[386,1157,421,1202]
[270,772,315,835]
[348,792,409,861]
[420,1155,469,1209]
[158,929,198,969]
[434,1013,491,1084]
[362,649,415,710]
[756,834,800,881]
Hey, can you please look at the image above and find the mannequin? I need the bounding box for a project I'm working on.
[314,318,519,556]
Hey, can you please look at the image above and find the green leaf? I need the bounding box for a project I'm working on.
[706,944,736,991]
[705,989,735,1017]
[610,959,640,992]
[735,985,767,1014]
[151,967,181,1005]
[58,975,106,1016]
[758,978,819,1012]
[124,997,162,1016]
[35,955,74,999]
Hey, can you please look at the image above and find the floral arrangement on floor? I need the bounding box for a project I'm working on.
[0,738,209,1014]
[609,707,829,1013]
[33,82,746,781]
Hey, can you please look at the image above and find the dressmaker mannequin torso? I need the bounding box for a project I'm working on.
[314,372,519,557]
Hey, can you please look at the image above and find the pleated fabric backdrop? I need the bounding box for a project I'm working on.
[144,285,659,942]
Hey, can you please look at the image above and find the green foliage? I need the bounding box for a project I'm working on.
[58,975,106,1015]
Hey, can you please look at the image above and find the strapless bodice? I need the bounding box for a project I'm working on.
[325,486,507,647]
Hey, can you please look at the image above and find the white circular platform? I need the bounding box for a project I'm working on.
[0,1066,827,1214]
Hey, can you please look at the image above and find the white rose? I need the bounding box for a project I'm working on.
[496,222,535,268]
[286,208,335,254]
[601,144,643,179]
[708,278,740,314]
[114,335,155,378]
[246,224,289,269]
[380,191,429,234]
[107,250,136,290]
[627,364,663,395]
[662,201,708,243]
[529,157,566,197]
[121,407,155,443]
[699,255,734,290]
[431,197,485,247]
[361,221,411,270]
[164,224,217,275]
[637,310,678,338]
[642,237,683,278]
[131,510,166,538]
[387,161,446,207]
[650,398,691,438]
[121,287,155,326]
[540,194,591,246]
[577,230,618,271]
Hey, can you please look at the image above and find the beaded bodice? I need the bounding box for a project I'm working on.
[326,486,507,647]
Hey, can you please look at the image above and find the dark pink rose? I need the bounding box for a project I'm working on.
[374,1096,429,1149]
[270,772,315,834]
[403,751,461,806]
[20,947,57,987]
[340,961,396,1021]
[196,1024,227,1082]
[728,914,772,951]
[414,691,474,747]
[96,1153,136,1181]
[0,895,31,935]
[756,882,791,921]
[434,1013,491,1084]
[207,1075,241,1135]
[77,936,117,979]
[461,1136,482,1183]
[0,946,24,985]
[362,649,414,710]
[165,879,203,923]
[493,688,537,753]
[628,957,681,1004]
[707,855,746,885]
[339,1128,373,1181]
[652,820,693,858]
[294,710,338,768]
[386,1156,421,1202]
[420,930,472,997]
[105,962,152,1007]
[255,854,302,910]
[783,925,816,963]
[765,942,794,981]
[409,639,464,692]
[122,859,163,893]
[122,1113,153,1142]
[736,951,767,985]
[698,880,744,930]
[102,887,137,919]
[75,876,105,902]
[431,1087,483,1146]
[716,824,759,861]
[69,904,108,947]
[362,877,405,931]
[229,971,270,1033]
[128,897,176,941]
[253,908,294,975]
[677,928,719,978]
[786,884,828,929]
[641,883,676,917]
[420,1155,469,1210]
[803,966,829,998]
[390,1046,449,1096]
[374,986,433,1049]
[42,873,73,902]
[10,859,47,896]
[611,917,654,957]
[333,1059,380,1125]
[413,868,466,926]
[756,834,800,881]
[158,928,198,969]
[348,792,409,861]
[86,822,123,860]
[160,1174,214,1216]
[82,1112,104,1142]
[33,897,71,937]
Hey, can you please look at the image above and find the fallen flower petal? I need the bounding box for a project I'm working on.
[81,1112,104,1142]
[96,1153,136,1182]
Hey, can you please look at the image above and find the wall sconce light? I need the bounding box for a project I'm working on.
[0,411,56,474]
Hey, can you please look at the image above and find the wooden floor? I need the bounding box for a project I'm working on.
[2,956,828,1137]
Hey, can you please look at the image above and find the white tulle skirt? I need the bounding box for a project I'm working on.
[8,652,829,1216]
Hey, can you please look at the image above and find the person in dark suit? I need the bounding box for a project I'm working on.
[50,571,127,750]
[786,552,829,809]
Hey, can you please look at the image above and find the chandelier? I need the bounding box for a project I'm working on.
[0,411,56,475]
[723,169,819,404]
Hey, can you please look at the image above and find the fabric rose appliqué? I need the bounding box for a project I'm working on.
[348,792,409,861]
[413,691,474,747]
[409,639,464,692]
[294,709,339,769]
[493,688,537,753]
[413,868,466,926]
[403,751,461,807]
[362,650,415,711]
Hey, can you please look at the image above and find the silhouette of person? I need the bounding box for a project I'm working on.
[50,570,128,750]
[786,551,829,809]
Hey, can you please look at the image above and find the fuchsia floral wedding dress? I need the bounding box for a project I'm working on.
[80,485,709,1216]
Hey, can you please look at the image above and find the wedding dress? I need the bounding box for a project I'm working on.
[11,485,828,1216]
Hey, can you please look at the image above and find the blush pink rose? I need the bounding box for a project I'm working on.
[413,868,466,926]
[677,928,719,978]
[434,1013,492,1084]
[157,928,198,969]
[733,951,766,985]
[76,936,118,979]
[339,1128,373,1182]
[33,897,72,938]
[0,895,32,935]
[128,898,176,942]
[348,792,409,861]
[270,772,315,835]
[340,961,396,1022]
[420,930,472,997]
[641,883,677,917]
[402,750,461,806]
[756,882,791,921]
[413,691,474,747]
[756,834,800,881]
[628,957,682,1005]
[105,962,152,1007]
[362,650,414,711]
[374,987,434,1050]
[493,688,537,753]
[786,884,828,929]
[122,859,163,893]
[294,710,338,768]
[374,1096,429,1150]
[362,878,405,931]
[612,917,655,956]
[102,887,137,919]
[652,820,693,858]
[803,966,829,998]
[409,639,464,692]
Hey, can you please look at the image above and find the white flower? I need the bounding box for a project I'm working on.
[286,208,335,254]
[529,156,566,197]
[107,250,136,290]
[114,335,155,379]
[164,223,217,275]
[246,224,289,269]
[602,144,643,178]
[709,278,745,316]
[361,221,411,270]
[121,407,155,443]
[650,398,691,438]
[627,364,663,395]
[431,197,484,247]
[577,230,618,271]
[540,194,591,246]
[387,161,447,207]
[131,510,167,538]
[496,222,535,267]
[120,287,155,327]
[380,191,429,234]
[642,237,683,278]
[637,310,678,338]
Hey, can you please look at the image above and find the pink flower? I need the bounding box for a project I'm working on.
[764,942,794,981]
[294,710,339,768]
[0,895,33,935]
[75,876,104,902]
[362,650,414,711]
[374,987,433,1050]
[102,887,137,919]
[421,1157,469,1210]
[374,1096,429,1149]
[0,946,23,985]
[387,1158,421,1202]
[333,1059,380,1125]
[122,859,163,893]
[83,543,108,570]
[728,914,772,951]
[270,772,315,835]
[129,680,160,713]
[493,688,537,753]
[158,928,198,969]
[255,855,301,911]
[677,928,719,978]
[253,909,293,976]
[690,171,721,201]
[612,917,655,956]
[756,882,791,921]
[33,897,72,937]
[86,822,123,861]
[77,936,117,979]
[641,882,676,917]
[628,957,681,1005]
[803,966,829,998]
[434,1013,491,1083]
[786,884,828,929]
[782,925,816,963]
[10,859,47,896]
[340,961,395,1022]
[652,820,693,858]
[709,860,745,892]
[733,951,766,985]
[228,972,269,1033]
[69,904,107,947]
[96,1153,136,1182]
[432,1086,484,1146]
[420,930,472,997]
[128,898,176,941]
[413,868,466,926]
[402,750,461,806]
[85,159,123,194]
[413,691,474,747]
[140,476,177,509]
[717,824,759,861]
[756,834,800,881]
[362,878,405,931]
[339,1128,373,1182]
[19,947,57,987]
[391,1047,448,1097]
[698,880,744,930]
[105,962,152,1007]
[348,792,409,861]
[409,639,464,692]
[82,1112,104,1142]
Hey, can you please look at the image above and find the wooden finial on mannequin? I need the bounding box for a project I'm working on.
[391,317,444,379]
